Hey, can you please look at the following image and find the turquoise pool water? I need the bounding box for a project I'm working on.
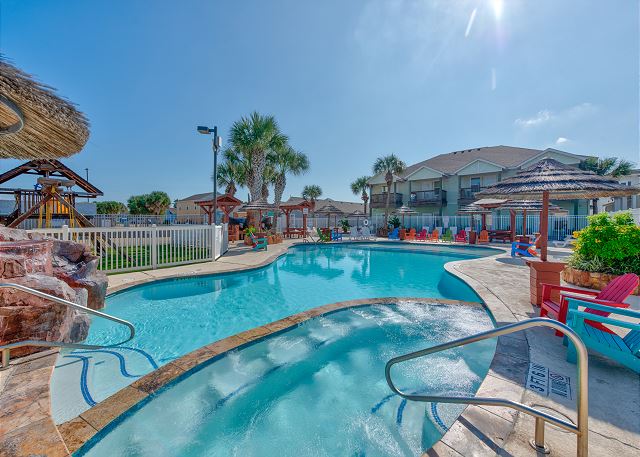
[52,243,498,424]
[75,302,496,457]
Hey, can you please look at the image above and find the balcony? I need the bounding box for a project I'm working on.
[371,193,403,209]
[458,187,486,204]
[408,190,447,207]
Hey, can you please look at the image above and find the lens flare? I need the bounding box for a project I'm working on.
[491,0,504,20]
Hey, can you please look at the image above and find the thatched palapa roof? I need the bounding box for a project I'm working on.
[497,200,566,213]
[0,56,89,159]
[457,203,492,214]
[477,158,640,200]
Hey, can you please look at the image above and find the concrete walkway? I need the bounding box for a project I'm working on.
[102,240,640,456]
[445,251,639,456]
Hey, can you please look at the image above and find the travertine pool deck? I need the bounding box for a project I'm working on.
[1,239,638,456]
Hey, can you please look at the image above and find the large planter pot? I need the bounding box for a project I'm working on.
[562,266,640,296]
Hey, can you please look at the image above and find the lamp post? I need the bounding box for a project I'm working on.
[196,125,222,224]
[197,125,222,261]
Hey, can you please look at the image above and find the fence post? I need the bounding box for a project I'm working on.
[151,224,158,269]
[62,224,70,241]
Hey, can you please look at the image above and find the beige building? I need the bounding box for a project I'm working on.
[175,192,212,222]
[367,146,590,216]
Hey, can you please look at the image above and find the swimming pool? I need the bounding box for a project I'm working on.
[52,243,498,424]
[74,301,496,457]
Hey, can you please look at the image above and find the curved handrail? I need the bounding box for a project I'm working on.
[385,318,589,457]
[0,282,135,369]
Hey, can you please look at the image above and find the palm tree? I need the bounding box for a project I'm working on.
[228,111,288,202]
[579,157,634,213]
[270,146,310,212]
[302,184,322,212]
[215,148,247,197]
[373,154,405,225]
[350,176,371,214]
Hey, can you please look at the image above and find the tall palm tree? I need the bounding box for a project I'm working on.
[350,176,371,214]
[373,154,405,225]
[270,146,310,212]
[579,157,634,213]
[228,111,288,202]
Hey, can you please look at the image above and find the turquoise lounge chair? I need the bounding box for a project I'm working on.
[566,298,640,374]
[388,227,400,240]
[249,233,268,251]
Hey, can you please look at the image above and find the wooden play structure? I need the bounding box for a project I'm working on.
[0,159,102,228]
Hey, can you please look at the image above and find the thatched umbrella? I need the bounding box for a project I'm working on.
[497,200,566,241]
[458,203,492,231]
[349,209,366,228]
[0,56,89,158]
[394,205,417,227]
[477,158,640,261]
[244,197,274,230]
[314,203,344,229]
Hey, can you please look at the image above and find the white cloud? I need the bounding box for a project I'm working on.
[514,103,597,128]
[555,137,569,144]
[515,110,552,127]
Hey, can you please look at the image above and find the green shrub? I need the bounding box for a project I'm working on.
[388,216,401,228]
[568,212,640,275]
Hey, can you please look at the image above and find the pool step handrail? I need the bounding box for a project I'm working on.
[0,282,135,370]
[385,318,589,457]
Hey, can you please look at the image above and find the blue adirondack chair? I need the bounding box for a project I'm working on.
[249,232,268,251]
[511,236,539,257]
[331,229,343,241]
[566,298,640,374]
[388,227,400,240]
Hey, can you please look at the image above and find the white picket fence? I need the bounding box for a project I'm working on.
[28,224,229,274]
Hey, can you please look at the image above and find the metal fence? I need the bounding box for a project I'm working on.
[275,213,590,241]
[28,224,228,274]
[16,214,208,230]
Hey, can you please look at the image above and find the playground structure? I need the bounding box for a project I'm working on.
[0,159,102,229]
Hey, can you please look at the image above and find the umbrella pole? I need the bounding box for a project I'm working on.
[510,210,516,242]
[540,191,549,261]
[522,209,527,237]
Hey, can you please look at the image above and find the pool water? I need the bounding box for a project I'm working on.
[52,243,498,424]
[75,302,496,457]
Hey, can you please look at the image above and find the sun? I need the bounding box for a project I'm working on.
[491,0,504,21]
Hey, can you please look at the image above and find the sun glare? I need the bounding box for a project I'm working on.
[491,0,504,21]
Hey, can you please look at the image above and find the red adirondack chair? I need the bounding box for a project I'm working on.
[416,229,427,241]
[540,273,639,336]
[455,229,466,243]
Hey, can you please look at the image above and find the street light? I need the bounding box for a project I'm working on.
[196,125,222,224]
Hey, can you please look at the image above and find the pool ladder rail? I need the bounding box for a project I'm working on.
[385,318,589,457]
[0,282,136,370]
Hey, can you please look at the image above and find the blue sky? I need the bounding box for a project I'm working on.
[1,0,638,203]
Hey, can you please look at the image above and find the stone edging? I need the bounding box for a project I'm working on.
[58,297,496,455]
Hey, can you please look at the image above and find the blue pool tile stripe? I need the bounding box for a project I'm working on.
[73,350,144,379]
[396,399,407,425]
[63,355,97,407]
[430,403,448,431]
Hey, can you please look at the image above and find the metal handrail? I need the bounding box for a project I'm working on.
[0,282,135,369]
[385,318,589,456]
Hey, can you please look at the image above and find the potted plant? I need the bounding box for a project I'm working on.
[339,218,351,234]
[244,226,257,246]
[563,212,640,294]
[388,215,401,229]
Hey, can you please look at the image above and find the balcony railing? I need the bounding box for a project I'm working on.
[459,187,486,201]
[371,193,403,208]
[409,189,447,206]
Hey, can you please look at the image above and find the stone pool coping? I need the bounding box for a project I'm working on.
[1,240,527,456]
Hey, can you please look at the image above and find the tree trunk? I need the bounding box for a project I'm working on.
[385,179,392,226]
[592,198,598,214]
[362,193,368,214]
[248,149,266,202]
[273,174,286,232]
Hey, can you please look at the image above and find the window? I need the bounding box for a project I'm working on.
[470,177,481,192]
